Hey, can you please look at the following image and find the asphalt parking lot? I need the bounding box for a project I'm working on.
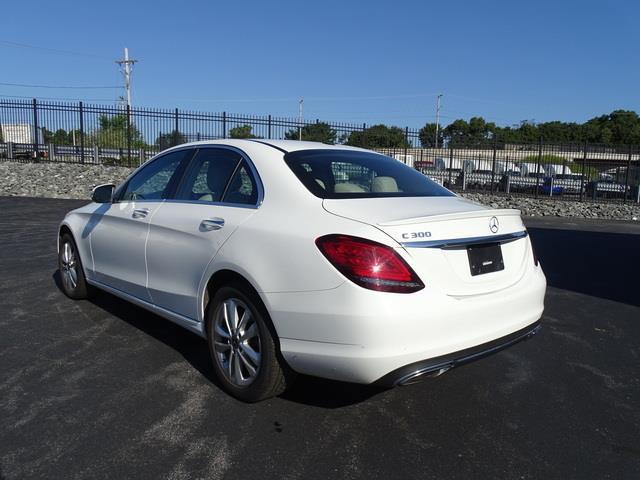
[1,196,639,480]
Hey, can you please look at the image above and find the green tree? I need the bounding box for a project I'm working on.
[90,114,146,149]
[155,130,186,150]
[229,124,259,139]
[346,124,409,148]
[418,123,443,148]
[285,122,337,144]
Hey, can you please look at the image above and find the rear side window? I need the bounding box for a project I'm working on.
[175,148,241,202]
[284,149,454,199]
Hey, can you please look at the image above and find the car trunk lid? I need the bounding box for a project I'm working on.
[322,196,531,296]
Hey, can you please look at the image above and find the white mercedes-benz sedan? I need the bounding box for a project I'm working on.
[58,139,546,401]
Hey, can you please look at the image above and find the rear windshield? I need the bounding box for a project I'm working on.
[284,149,454,199]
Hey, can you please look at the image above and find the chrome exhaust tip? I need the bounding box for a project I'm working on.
[396,363,454,386]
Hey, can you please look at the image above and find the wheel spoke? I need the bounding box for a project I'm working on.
[62,243,71,265]
[240,323,257,341]
[227,350,235,378]
[214,340,230,352]
[237,309,251,332]
[214,322,230,339]
[238,351,257,377]
[227,299,239,331]
[223,300,237,334]
[233,351,244,383]
[240,343,260,365]
[68,267,78,288]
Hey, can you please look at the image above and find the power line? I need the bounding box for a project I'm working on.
[0,40,112,60]
[0,82,121,89]
[0,93,115,102]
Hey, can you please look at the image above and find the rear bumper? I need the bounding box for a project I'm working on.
[375,320,541,387]
[266,262,546,384]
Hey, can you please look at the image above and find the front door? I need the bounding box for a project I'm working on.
[90,148,192,301]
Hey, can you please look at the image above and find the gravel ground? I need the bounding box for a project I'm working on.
[1,160,639,220]
[461,192,640,221]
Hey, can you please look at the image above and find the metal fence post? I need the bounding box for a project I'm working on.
[174,108,179,137]
[222,112,227,139]
[624,144,632,203]
[404,126,409,161]
[579,141,586,201]
[362,123,367,148]
[448,145,453,186]
[268,115,272,139]
[491,138,497,192]
[7,142,13,159]
[32,98,39,159]
[79,101,85,164]
[126,104,132,165]
[534,137,542,198]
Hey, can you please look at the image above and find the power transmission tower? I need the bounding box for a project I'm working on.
[434,93,443,149]
[116,47,138,107]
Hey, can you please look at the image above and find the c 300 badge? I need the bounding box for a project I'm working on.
[401,231,432,240]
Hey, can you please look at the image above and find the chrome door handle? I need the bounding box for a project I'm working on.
[200,217,225,231]
[132,208,149,219]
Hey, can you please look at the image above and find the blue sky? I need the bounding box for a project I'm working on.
[0,0,637,129]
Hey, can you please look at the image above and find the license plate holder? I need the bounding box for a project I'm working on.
[467,243,504,276]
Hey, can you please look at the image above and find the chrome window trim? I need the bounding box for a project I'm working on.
[402,230,528,249]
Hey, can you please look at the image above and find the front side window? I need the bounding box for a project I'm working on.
[121,149,192,201]
[284,149,454,199]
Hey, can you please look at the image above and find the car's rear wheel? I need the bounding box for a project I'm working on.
[58,233,91,299]
[207,283,294,402]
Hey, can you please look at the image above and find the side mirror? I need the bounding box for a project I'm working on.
[91,184,115,203]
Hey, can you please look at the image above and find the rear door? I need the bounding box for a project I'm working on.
[89,148,192,300]
[145,147,261,320]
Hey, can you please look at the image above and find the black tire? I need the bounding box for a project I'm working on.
[206,282,295,402]
[58,233,91,300]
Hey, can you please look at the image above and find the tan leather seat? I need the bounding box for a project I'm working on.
[372,176,399,193]
[334,183,366,193]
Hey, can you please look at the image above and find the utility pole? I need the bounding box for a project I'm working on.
[298,98,304,141]
[434,93,443,149]
[116,47,138,107]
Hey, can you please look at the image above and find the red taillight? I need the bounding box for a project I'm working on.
[315,234,424,293]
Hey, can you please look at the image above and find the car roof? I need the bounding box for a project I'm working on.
[164,138,369,154]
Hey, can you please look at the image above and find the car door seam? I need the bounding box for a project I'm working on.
[144,200,165,304]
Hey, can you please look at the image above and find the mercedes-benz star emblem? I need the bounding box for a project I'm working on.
[489,216,499,233]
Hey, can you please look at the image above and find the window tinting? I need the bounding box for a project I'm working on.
[284,149,454,199]
[223,164,257,205]
[175,149,241,202]
[121,149,191,201]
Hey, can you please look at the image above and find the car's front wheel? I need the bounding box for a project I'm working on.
[58,233,91,299]
[207,283,294,402]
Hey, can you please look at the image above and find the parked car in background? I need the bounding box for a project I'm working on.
[57,140,545,402]
[586,179,629,199]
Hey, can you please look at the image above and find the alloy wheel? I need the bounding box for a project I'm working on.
[60,241,78,292]
[213,298,262,387]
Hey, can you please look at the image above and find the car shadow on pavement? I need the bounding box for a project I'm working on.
[528,227,640,307]
[52,271,385,408]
